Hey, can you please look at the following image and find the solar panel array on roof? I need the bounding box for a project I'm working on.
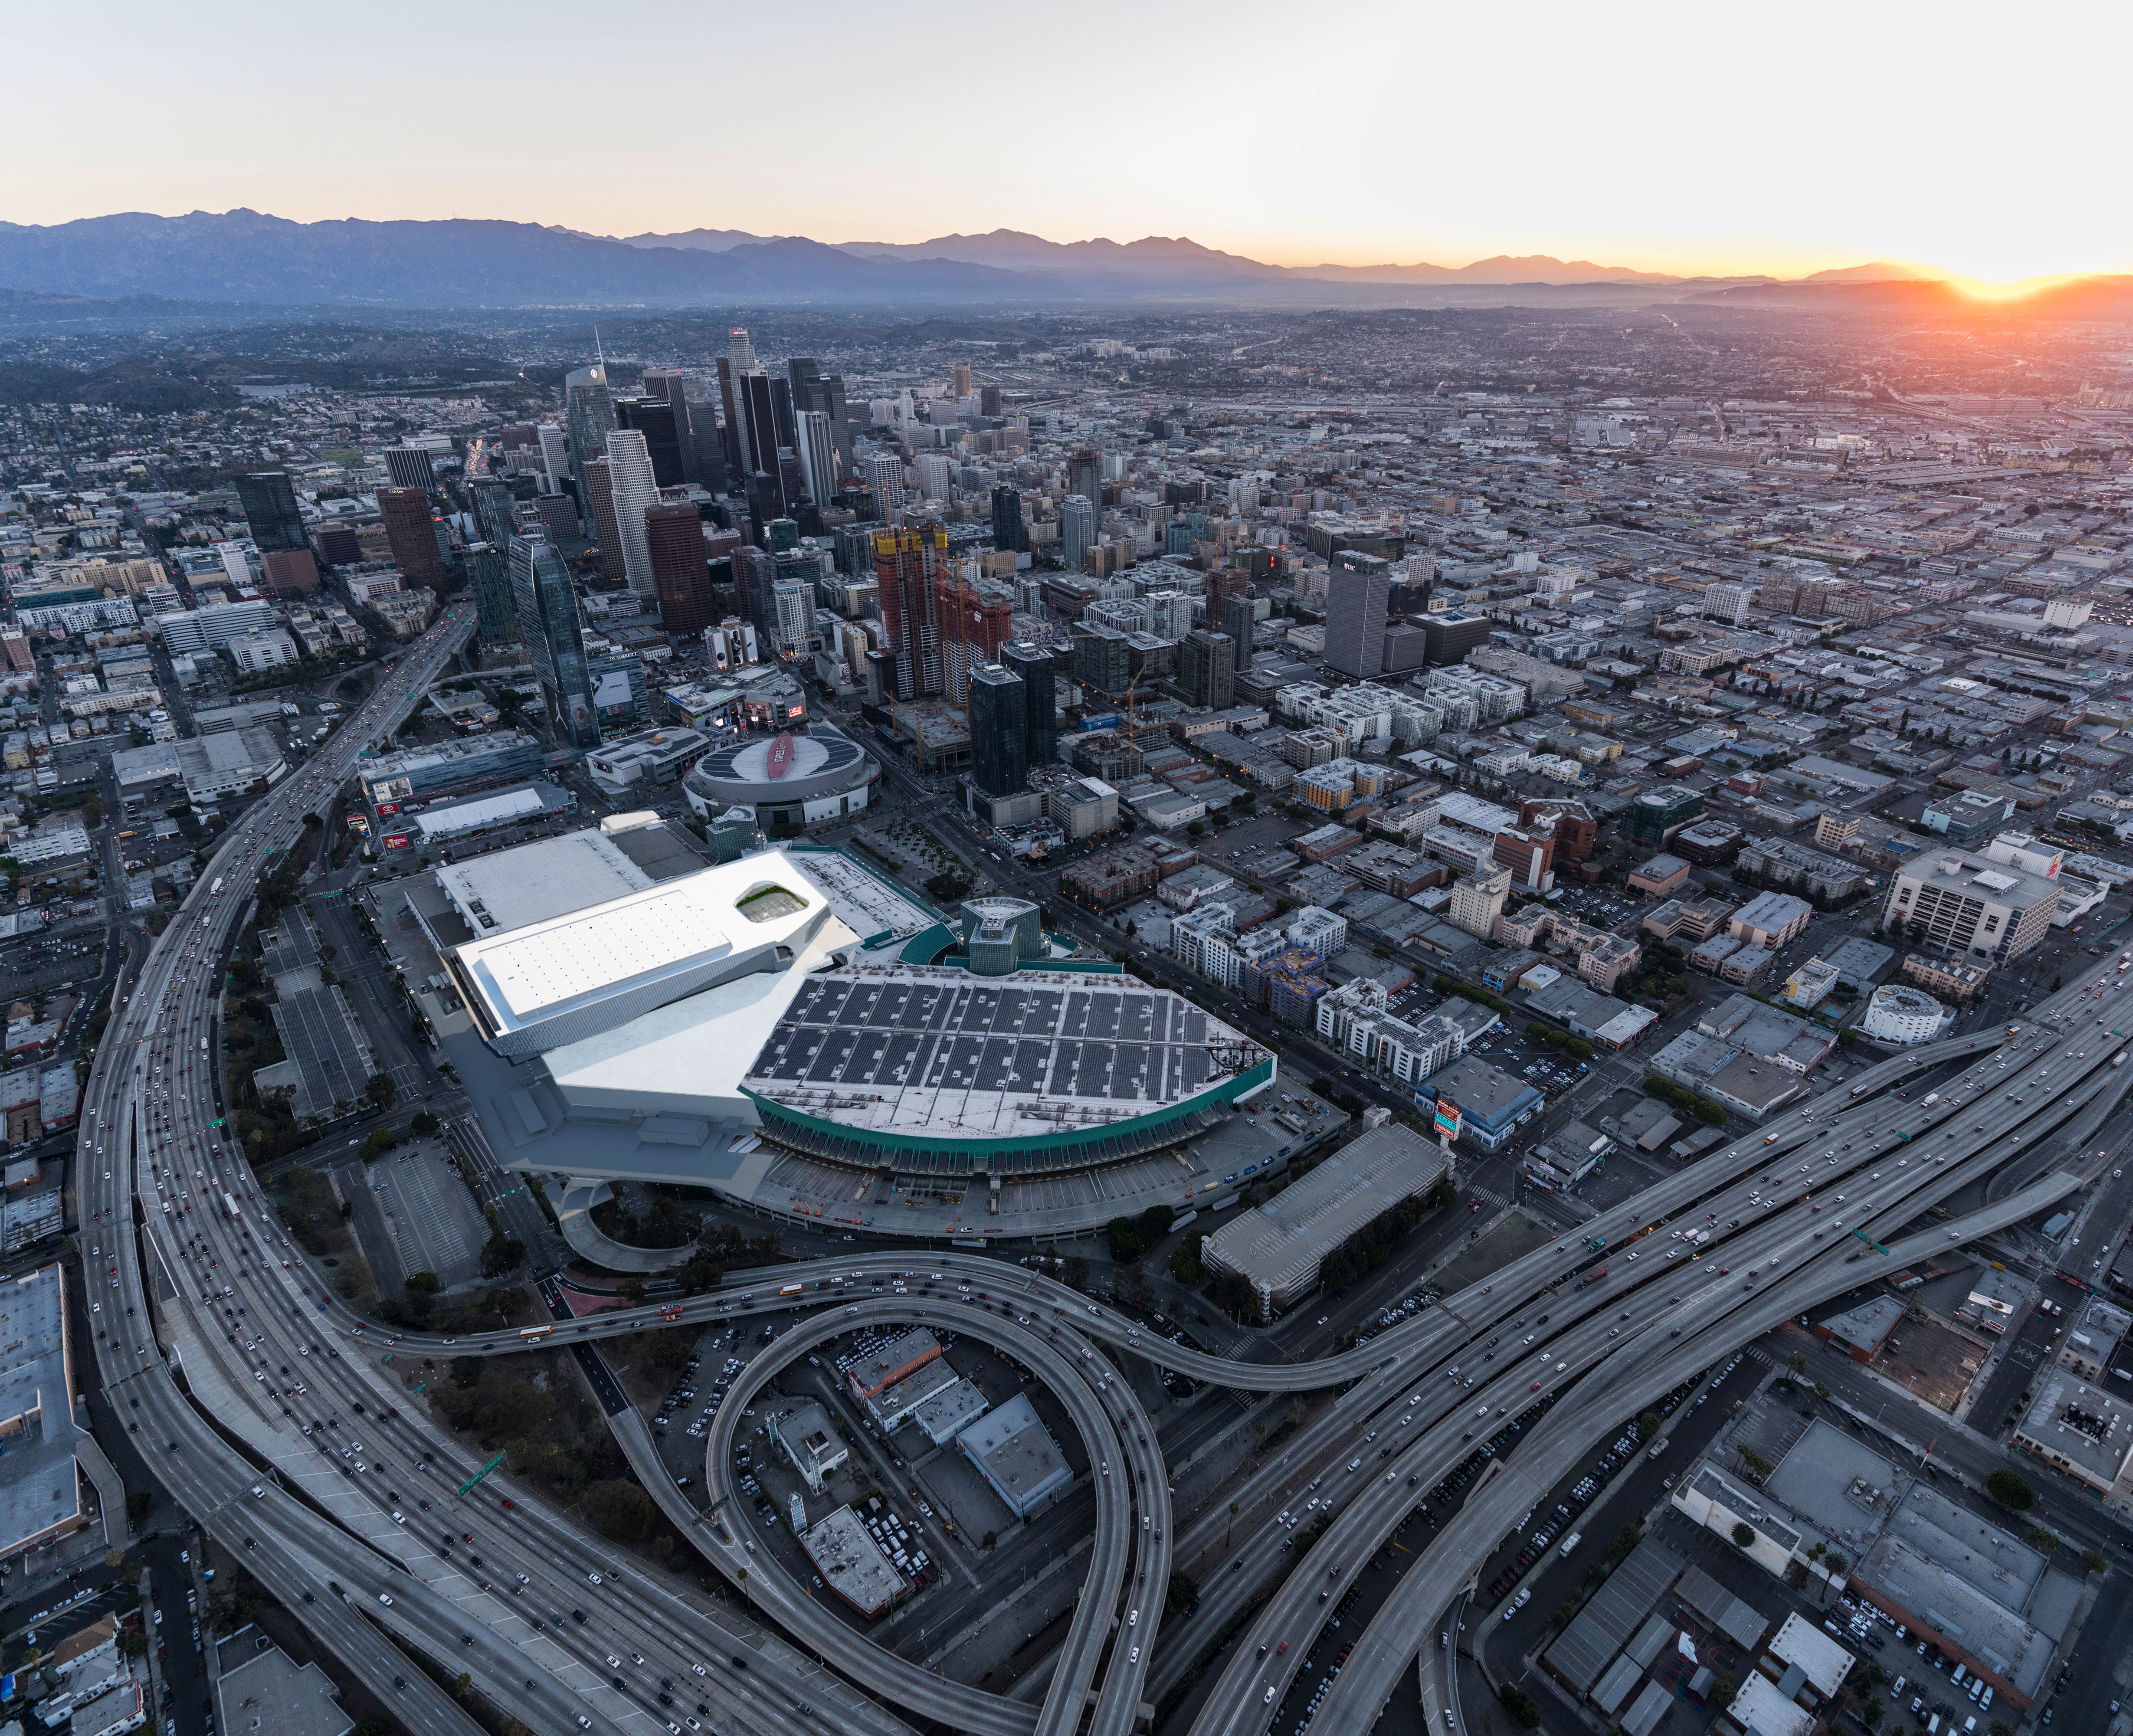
[750,976,1220,1105]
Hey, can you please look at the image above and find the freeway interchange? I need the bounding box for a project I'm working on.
[79,590,2133,1736]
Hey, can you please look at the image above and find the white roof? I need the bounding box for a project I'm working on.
[1726,1674,1812,1736]
[415,786,546,842]
[436,829,652,937]
[1766,1611,1856,1697]
[469,875,735,1024]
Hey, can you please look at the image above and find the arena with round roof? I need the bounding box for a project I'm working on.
[682,726,877,827]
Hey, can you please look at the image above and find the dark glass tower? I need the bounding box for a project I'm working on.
[1001,641,1057,770]
[465,543,518,647]
[235,472,307,554]
[639,370,698,482]
[564,364,615,509]
[508,534,598,748]
[990,485,1027,553]
[1219,593,1256,672]
[737,373,780,477]
[613,396,685,487]
[469,477,515,553]
[967,662,1028,798]
[788,359,855,471]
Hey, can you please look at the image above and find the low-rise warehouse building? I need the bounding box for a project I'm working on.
[801,1504,909,1617]
[360,730,545,807]
[1727,890,1814,949]
[1420,1056,1544,1150]
[865,1359,960,1432]
[408,780,577,845]
[954,1392,1071,1520]
[768,1400,848,1494]
[911,1379,988,1446]
[847,1329,943,1404]
[1198,1122,1450,1310]
[2012,1368,2133,1501]
[0,1264,91,1561]
[1813,1295,1905,1362]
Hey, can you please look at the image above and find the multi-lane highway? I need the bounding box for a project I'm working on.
[392,988,2133,1736]
[85,586,2133,1736]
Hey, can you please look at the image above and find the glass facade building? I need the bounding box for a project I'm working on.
[235,472,307,554]
[967,662,1028,797]
[508,534,599,749]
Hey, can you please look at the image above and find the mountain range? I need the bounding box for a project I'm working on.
[626,225,1710,286]
[0,210,2081,311]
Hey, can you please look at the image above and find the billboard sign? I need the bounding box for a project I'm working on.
[383,833,411,850]
[1432,1097,1462,1140]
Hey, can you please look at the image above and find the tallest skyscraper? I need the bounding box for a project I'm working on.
[564,362,615,514]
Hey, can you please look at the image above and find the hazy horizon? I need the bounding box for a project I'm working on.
[10,0,2127,285]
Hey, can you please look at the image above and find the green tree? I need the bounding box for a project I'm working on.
[1731,1521,1755,1549]
[1985,1469,2034,1511]
[1495,1683,1540,1730]
[1165,1569,1199,1616]
[1695,1100,1727,1126]
[2024,1524,2061,1552]
[582,1479,654,1541]
[479,1231,526,1278]
[365,1071,397,1110]
[410,1110,440,1134]
[1636,1411,1661,1441]
[2082,1548,2109,1576]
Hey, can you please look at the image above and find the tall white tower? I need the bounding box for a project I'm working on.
[603,429,660,599]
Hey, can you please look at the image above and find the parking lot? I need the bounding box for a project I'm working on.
[344,1139,488,1291]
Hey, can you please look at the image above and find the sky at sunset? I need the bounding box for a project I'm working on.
[9,0,2126,285]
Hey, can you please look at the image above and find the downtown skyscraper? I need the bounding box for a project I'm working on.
[508,534,598,749]
[872,522,949,700]
[564,363,614,499]
[967,662,1027,797]
[1324,549,1391,678]
[234,472,307,554]
[602,428,660,599]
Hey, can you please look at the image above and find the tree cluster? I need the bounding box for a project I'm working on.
[1106,1204,1176,1263]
